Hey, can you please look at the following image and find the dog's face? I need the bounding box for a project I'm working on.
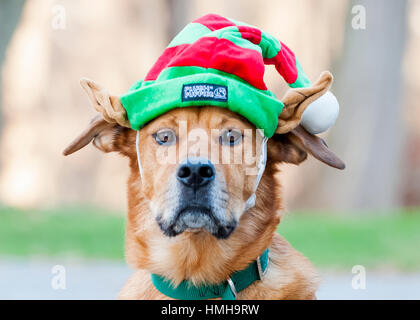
[63,72,344,242]
[137,107,265,239]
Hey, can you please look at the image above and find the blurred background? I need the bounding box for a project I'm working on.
[0,0,419,299]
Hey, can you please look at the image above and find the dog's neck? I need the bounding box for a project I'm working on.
[124,162,282,286]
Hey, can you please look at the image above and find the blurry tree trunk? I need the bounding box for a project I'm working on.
[303,0,408,213]
[166,0,189,43]
[0,0,25,134]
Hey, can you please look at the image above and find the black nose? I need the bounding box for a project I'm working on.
[177,158,215,189]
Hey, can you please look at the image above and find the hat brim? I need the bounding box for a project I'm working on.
[120,71,283,138]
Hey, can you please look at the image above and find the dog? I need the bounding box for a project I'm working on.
[63,70,344,299]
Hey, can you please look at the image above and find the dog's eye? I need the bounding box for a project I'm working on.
[153,129,177,146]
[219,129,243,146]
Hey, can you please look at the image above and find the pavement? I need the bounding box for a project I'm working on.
[0,258,419,300]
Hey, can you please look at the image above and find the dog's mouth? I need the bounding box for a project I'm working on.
[157,205,236,239]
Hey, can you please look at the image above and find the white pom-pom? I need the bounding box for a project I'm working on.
[301,90,339,134]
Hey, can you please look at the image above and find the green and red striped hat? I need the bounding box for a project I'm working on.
[120,14,337,138]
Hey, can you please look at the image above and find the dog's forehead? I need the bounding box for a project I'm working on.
[151,106,254,130]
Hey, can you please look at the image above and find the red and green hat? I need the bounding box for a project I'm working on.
[120,14,337,138]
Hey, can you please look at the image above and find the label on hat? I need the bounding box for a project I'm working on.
[182,83,228,102]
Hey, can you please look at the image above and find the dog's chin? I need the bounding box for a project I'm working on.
[157,206,236,239]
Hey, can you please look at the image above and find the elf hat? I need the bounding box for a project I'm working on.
[120,14,339,138]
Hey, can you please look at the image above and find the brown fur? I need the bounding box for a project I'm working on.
[96,108,320,300]
[63,71,344,300]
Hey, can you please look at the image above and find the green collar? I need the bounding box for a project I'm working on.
[150,249,269,300]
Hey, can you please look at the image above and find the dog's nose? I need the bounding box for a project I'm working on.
[177,158,215,189]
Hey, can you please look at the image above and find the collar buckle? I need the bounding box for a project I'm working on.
[256,253,268,280]
[226,277,237,298]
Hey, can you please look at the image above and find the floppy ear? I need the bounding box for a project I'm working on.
[268,125,345,170]
[276,71,333,134]
[63,115,122,155]
[63,79,132,156]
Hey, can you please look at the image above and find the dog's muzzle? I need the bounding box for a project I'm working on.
[156,158,236,239]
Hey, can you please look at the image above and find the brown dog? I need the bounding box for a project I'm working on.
[64,71,344,300]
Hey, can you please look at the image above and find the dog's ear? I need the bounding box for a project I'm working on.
[268,125,345,170]
[63,115,123,155]
[63,79,133,156]
[276,71,333,134]
[79,78,131,128]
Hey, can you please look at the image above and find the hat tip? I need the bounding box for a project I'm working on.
[300,91,339,135]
